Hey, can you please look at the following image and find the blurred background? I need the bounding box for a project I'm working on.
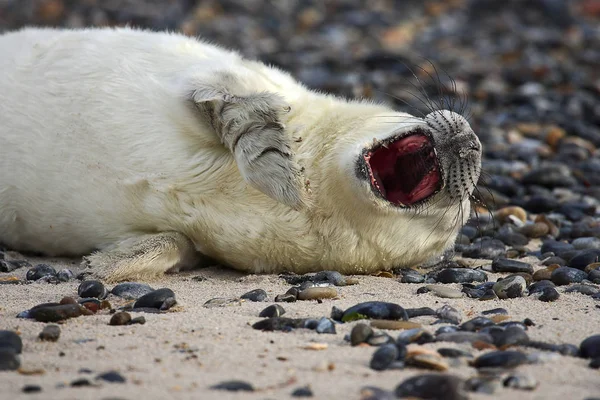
[1,0,599,209]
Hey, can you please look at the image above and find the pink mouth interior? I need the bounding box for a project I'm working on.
[364,134,441,206]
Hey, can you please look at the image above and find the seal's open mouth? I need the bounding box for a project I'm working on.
[364,130,442,206]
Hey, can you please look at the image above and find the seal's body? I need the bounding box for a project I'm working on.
[0,27,481,281]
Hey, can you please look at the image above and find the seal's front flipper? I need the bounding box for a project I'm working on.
[81,232,200,283]
[190,79,306,209]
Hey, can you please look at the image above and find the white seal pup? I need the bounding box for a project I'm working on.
[0,27,481,282]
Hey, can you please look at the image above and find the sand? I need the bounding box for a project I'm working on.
[1,254,599,400]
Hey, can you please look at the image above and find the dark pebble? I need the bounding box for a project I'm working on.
[528,280,556,295]
[39,324,61,341]
[568,250,600,270]
[590,269,600,284]
[70,378,93,387]
[252,317,306,332]
[312,270,347,286]
[330,306,344,321]
[482,308,508,315]
[22,385,42,393]
[433,268,488,284]
[0,259,31,272]
[109,312,132,326]
[56,269,74,282]
[580,335,600,359]
[259,304,286,318]
[0,348,20,371]
[241,289,268,302]
[274,293,297,302]
[395,374,467,400]
[210,380,254,392]
[503,373,538,390]
[436,331,493,345]
[541,241,574,258]
[397,329,434,345]
[437,348,473,358]
[551,267,588,285]
[539,287,560,302]
[26,264,56,281]
[399,269,425,283]
[78,280,108,299]
[436,305,462,325]
[493,275,526,299]
[291,385,313,397]
[111,282,155,300]
[133,288,176,310]
[315,317,336,334]
[29,304,89,322]
[461,238,506,259]
[492,258,533,274]
[367,331,396,346]
[405,307,437,318]
[491,326,530,348]
[0,330,23,353]
[96,371,126,383]
[460,317,495,332]
[465,375,498,394]
[473,350,529,368]
[370,344,399,371]
[341,301,408,322]
[350,323,373,346]
[564,284,600,296]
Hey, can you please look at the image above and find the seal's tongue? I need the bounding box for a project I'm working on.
[365,133,441,206]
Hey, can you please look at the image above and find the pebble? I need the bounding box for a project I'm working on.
[0,348,20,371]
[472,350,529,368]
[437,348,473,358]
[340,302,408,322]
[580,334,600,359]
[396,329,434,345]
[526,341,579,356]
[482,308,508,315]
[56,269,74,282]
[590,269,600,284]
[359,386,395,400]
[572,237,600,250]
[351,323,373,346]
[492,275,526,299]
[491,258,533,274]
[133,288,176,310]
[519,222,549,238]
[210,380,254,392]
[70,378,93,387]
[550,266,588,285]
[528,279,556,295]
[491,326,530,348]
[111,282,155,299]
[394,374,467,400]
[78,280,108,299]
[0,330,23,354]
[29,304,90,322]
[367,331,395,346]
[96,371,126,383]
[503,373,539,390]
[315,317,336,334]
[433,268,487,284]
[460,317,495,332]
[0,259,31,272]
[568,250,600,270]
[39,325,61,341]
[203,297,242,308]
[369,344,399,371]
[22,384,42,393]
[109,312,132,326]
[240,289,268,302]
[252,317,306,332]
[436,305,462,324]
[297,287,338,301]
[291,385,314,397]
[26,264,56,281]
[398,269,425,283]
[405,307,436,318]
[259,304,286,318]
[465,375,499,394]
[425,285,463,299]
[274,293,297,302]
[461,238,506,259]
[436,331,494,345]
[532,266,558,281]
[311,270,349,286]
[538,287,560,302]
[565,284,600,296]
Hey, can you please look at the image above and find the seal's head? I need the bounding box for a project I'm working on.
[356,110,481,211]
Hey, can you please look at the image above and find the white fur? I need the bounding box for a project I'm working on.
[0,27,469,279]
